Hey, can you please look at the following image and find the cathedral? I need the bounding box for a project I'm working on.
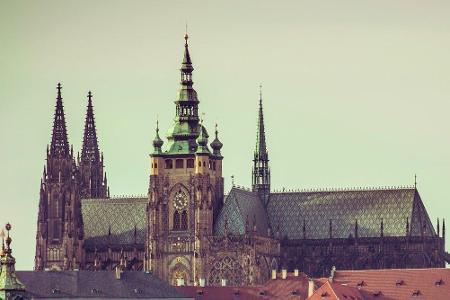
[35,33,449,285]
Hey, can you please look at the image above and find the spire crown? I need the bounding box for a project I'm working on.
[81,91,100,163]
[255,85,268,161]
[50,83,70,157]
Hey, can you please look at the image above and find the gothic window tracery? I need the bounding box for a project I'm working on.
[208,256,243,286]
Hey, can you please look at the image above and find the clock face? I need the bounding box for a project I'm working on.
[174,191,188,210]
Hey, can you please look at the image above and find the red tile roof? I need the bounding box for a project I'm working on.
[176,272,321,300]
[308,281,364,300]
[332,268,450,300]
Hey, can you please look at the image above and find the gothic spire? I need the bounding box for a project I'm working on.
[81,91,100,162]
[255,85,268,161]
[252,85,271,205]
[50,83,70,157]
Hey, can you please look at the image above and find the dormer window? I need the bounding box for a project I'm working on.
[175,159,184,169]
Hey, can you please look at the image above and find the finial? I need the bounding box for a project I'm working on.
[414,174,417,189]
[57,82,62,99]
[156,116,159,133]
[259,84,262,100]
[184,23,189,45]
[215,123,218,137]
[88,90,92,102]
[231,175,235,187]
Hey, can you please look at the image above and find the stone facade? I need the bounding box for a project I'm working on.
[34,33,448,284]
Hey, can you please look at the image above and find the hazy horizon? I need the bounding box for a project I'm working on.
[1,0,449,269]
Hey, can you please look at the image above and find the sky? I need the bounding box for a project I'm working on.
[1,0,449,270]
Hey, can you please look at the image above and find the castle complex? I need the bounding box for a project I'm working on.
[35,34,448,285]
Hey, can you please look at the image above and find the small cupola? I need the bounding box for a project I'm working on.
[210,123,223,157]
[196,121,210,155]
[152,120,164,154]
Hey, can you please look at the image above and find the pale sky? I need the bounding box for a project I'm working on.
[1,0,449,270]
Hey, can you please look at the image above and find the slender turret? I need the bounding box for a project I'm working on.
[252,86,270,206]
[79,91,108,198]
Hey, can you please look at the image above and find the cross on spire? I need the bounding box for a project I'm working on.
[50,82,70,157]
[81,91,100,162]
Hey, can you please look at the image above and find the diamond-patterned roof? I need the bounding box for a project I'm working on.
[81,197,147,248]
[215,187,436,240]
[214,188,269,236]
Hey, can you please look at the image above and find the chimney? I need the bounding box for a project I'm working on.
[281,269,287,279]
[115,266,122,280]
[271,269,277,280]
[176,278,185,286]
[199,278,205,287]
[294,269,299,277]
[308,279,314,298]
[221,279,227,286]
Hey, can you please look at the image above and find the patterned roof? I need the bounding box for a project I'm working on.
[215,187,436,239]
[332,268,450,300]
[81,197,147,249]
[16,271,190,299]
[214,188,269,236]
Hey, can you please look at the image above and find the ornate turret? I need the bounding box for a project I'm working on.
[0,223,26,298]
[252,86,270,206]
[152,120,163,154]
[81,91,100,163]
[196,119,210,155]
[210,124,223,158]
[166,33,202,154]
[79,91,108,198]
[50,83,70,157]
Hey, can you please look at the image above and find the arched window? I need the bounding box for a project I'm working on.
[187,159,194,168]
[175,159,184,168]
[173,211,180,230]
[181,211,188,230]
[165,159,173,169]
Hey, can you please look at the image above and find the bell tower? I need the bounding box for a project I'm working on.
[35,83,81,271]
[147,34,224,285]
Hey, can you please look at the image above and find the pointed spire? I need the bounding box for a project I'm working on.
[81,91,100,163]
[50,83,70,157]
[252,85,271,205]
[152,118,163,154]
[437,218,440,237]
[255,85,268,161]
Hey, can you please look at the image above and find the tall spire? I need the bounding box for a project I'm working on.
[50,83,70,157]
[255,85,268,161]
[81,91,100,162]
[165,33,202,154]
[252,85,270,206]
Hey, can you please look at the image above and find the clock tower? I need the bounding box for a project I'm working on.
[146,34,224,285]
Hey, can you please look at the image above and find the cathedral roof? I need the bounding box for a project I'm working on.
[214,188,270,236]
[81,197,147,249]
[215,187,436,239]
